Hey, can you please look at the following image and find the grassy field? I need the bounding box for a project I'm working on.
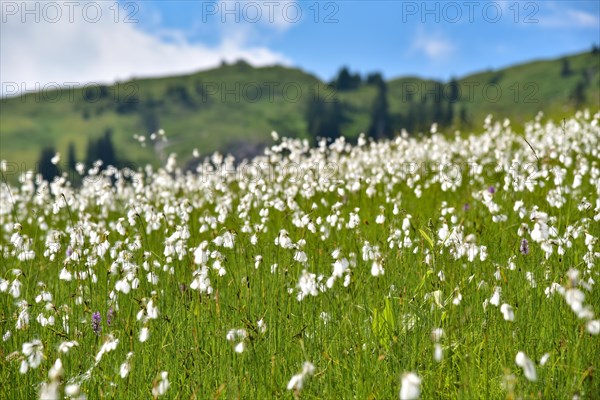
[1,51,598,173]
[1,110,599,399]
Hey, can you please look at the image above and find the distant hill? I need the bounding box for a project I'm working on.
[1,51,598,175]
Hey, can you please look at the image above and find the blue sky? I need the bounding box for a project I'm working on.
[132,0,600,80]
[1,1,599,94]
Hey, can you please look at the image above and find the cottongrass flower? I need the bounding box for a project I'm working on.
[193,241,209,264]
[320,312,331,325]
[120,352,134,378]
[48,358,63,380]
[431,328,444,362]
[430,328,444,342]
[9,279,22,299]
[399,372,421,400]
[226,328,248,353]
[425,290,444,309]
[59,267,73,281]
[587,320,600,335]
[490,286,501,306]
[39,381,60,399]
[257,319,267,334]
[50,153,60,165]
[190,266,213,294]
[222,231,235,249]
[139,326,150,342]
[152,371,170,398]
[19,359,28,375]
[275,230,294,249]
[21,339,44,373]
[64,383,80,397]
[95,334,119,364]
[539,353,550,366]
[294,250,308,264]
[500,303,515,321]
[296,270,318,301]
[452,292,463,306]
[287,361,315,392]
[58,341,79,353]
[39,358,63,399]
[371,260,385,277]
[234,342,246,353]
[433,344,443,362]
[515,351,537,381]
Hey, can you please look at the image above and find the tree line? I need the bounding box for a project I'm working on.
[306,67,468,141]
[37,129,121,183]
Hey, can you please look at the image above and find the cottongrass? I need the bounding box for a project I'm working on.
[0,111,599,398]
[287,361,315,392]
[515,351,537,382]
[399,372,421,400]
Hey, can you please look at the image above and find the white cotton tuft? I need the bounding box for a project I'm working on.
[399,372,421,400]
[515,351,537,381]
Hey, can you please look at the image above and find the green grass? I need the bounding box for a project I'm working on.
[0,111,599,399]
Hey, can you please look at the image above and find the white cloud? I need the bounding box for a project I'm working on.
[562,9,599,28]
[0,2,292,96]
[411,29,455,61]
[537,3,599,29]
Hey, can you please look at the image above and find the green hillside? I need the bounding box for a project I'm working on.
[453,52,600,126]
[1,51,598,174]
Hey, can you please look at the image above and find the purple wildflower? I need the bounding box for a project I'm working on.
[92,311,101,335]
[463,203,470,211]
[66,247,73,257]
[488,186,496,194]
[107,307,114,326]
[520,238,529,255]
